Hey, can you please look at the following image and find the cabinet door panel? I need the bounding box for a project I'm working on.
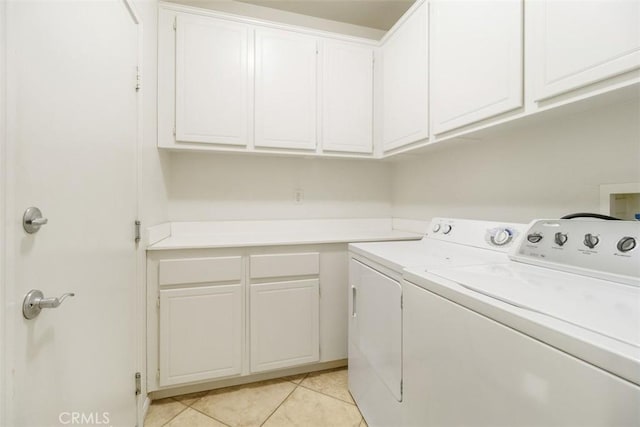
[432,0,523,134]
[321,41,373,153]
[532,1,640,100]
[250,279,320,372]
[175,14,249,145]
[381,2,429,152]
[159,284,242,386]
[255,29,317,150]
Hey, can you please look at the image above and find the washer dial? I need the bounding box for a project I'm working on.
[583,233,600,249]
[617,236,636,253]
[527,233,543,244]
[554,232,568,246]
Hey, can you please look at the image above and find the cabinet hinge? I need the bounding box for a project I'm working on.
[173,17,177,31]
[157,295,160,308]
[400,295,403,309]
[173,126,176,137]
[135,66,141,92]
[134,220,141,243]
[135,372,141,396]
[400,379,403,396]
[156,370,160,381]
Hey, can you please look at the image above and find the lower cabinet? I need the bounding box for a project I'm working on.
[250,279,320,372]
[159,284,243,386]
[148,246,345,392]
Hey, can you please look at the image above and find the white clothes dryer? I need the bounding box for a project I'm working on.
[348,218,526,427]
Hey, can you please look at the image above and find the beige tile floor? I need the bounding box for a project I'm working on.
[144,368,369,427]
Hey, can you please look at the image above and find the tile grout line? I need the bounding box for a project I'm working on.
[296,382,357,406]
[159,403,189,427]
[188,404,233,427]
[259,374,308,427]
[178,390,233,426]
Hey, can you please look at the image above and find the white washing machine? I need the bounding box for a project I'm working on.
[403,219,640,426]
[348,218,526,427]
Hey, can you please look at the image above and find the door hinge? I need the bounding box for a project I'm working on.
[135,372,141,396]
[134,220,141,244]
[173,17,177,31]
[135,66,141,92]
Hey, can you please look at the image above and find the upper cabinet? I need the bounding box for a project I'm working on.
[175,14,251,146]
[159,5,377,158]
[159,2,638,159]
[254,28,318,150]
[321,41,374,154]
[530,0,640,101]
[380,1,429,152]
[430,0,523,134]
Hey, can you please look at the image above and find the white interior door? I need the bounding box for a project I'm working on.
[4,1,139,426]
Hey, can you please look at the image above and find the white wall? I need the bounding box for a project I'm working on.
[138,0,170,228]
[391,99,640,223]
[0,0,6,424]
[168,153,392,221]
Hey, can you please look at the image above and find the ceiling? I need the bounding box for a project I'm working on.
[235,0,415,30]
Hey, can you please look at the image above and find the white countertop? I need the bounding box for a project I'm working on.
[147,218,423,250]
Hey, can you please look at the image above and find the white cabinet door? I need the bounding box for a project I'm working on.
[175,13,250,145]
[531,1,640,101]
[159,285,243,386]
[431,0,523,134]
[255,28,317,150]
[250,279,320,372]
[321,41,374,154]
[380,2,428,152]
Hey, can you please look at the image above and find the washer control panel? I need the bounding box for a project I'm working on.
[512,219,640,284]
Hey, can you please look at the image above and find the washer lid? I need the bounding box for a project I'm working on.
[429,263,640,348]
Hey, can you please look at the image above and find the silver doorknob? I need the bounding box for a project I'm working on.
[23,289,75,319]
[23,207,48,234]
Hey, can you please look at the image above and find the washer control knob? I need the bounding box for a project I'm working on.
[527,233,543,244]
[554,232,568,246]
[617,236,636,253]
[583,233,600,249]
[432,224,441,233]
[490,228,513,246]
[442,224,452,235]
